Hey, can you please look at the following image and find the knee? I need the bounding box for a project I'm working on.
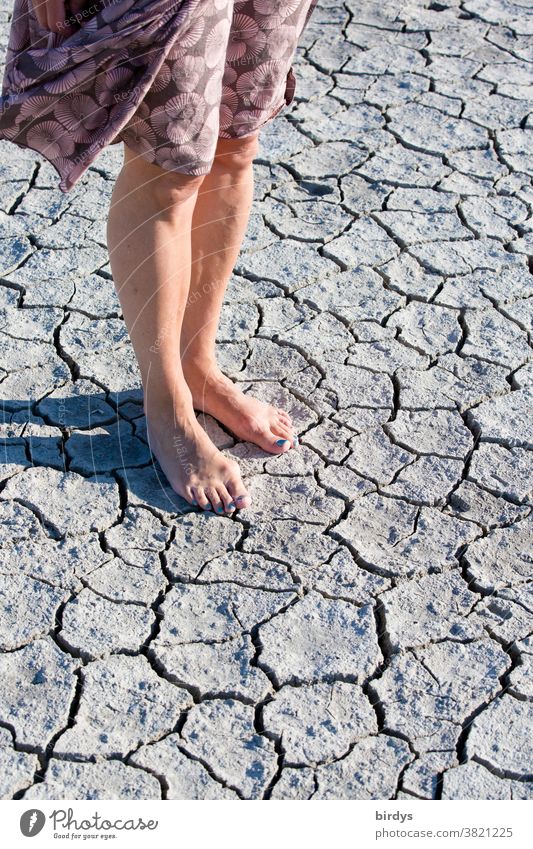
[150,169,205,211]
[122,142,205,209]
[212,133,259,174]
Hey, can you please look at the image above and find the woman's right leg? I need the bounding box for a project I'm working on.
[106,143,251,513]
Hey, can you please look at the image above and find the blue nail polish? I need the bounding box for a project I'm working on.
[216,505,224,514]
[293,435,299,444]
[228,502,236,510]
[275,439,289,446]
[203,504,212,510]
[191,499,198,505]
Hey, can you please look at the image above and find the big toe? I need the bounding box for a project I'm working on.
[270,435,292,453]
[270,419,297,450]
[227,478,252,510]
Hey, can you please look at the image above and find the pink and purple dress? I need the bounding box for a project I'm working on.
[0,0,318,191]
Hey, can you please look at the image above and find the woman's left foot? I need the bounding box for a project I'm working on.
[183,359,298,454]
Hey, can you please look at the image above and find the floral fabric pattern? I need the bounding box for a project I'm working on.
[0,0,318,191]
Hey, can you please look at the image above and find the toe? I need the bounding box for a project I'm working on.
[205,486,224,514]
[218,485,236,514]
[276,408,292,426]
[274,421,293,440]
[185,487,198,507]
[271,413,298,448]
[227,478,252,510]
[248,424,292,454]
[271,419,296,448]
[271,435,291,453]
[193,487,211,511]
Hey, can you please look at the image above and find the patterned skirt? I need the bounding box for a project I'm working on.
[0,0,318,191]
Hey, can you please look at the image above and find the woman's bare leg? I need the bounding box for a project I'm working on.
[180,133,298,454]
[106,144,252,513]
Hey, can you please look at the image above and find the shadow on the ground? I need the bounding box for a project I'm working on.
[0,388,267,519]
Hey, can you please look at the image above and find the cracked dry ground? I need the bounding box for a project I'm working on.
[0,0,533,802]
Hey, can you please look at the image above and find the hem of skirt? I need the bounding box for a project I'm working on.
[115,78,295,177]
[219,65,297,141]
[117,136,215,176]
[218,97,288,142]
[0,94,291,186]
[0,131,76,193]
[115,104,291,176]
[119,95,290,177]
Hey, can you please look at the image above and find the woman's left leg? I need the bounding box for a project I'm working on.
[180,131,298,454]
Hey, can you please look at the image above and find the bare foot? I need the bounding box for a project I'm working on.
[144,384,251,513]
[183,359,298,454]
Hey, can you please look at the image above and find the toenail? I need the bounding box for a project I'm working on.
[275,439,289,446]
[191,499,198,505]
[215,504,224,513]
[227,502,236,510]
[293,435,299,444]
[203,504,212,510]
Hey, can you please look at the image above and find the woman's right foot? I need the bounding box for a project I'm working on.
[144,384,251,513]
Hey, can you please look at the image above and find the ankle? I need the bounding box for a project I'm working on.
[181,353,219,376]
[143,375,194,414]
